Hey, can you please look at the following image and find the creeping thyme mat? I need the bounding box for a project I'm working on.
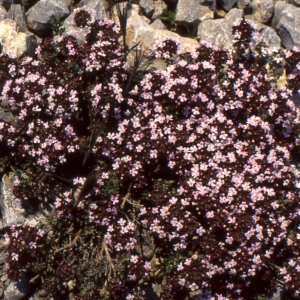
[1,8,300,300]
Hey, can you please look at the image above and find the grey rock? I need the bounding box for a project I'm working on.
[134,228,155,258]
[150,18,168,29]
[244,14,267,31]
[20,0,40,11]
[59,11,88,45]
[151,283,162,298]
[4,273,29,300]
[200,0,217,12]
[276,13,300,50]
[0,172,26,228]
[28,289,49,299]
[82,0,109,21]
[0,0,11,11]
[197,18,233,51]
[290,0,300,6]
[252,0,275,24]
[0,239,7,251]
[122,4,198,71]
[151,0,167,21]
[0,251,7,265]
[218,0,239,12]
[0,104,16,126]
[271,0,293,29]
[224,7,244,24]
[175,0,214,27]
[0,172,45,229]
[58,0,128,45]
[8,4,27,32]
[110,1,137,24]
[237,0,253,14]
[272,288,281,300]
[0,5,9,23]
[252,26,282,50]
[139,0,155,18]
[145,285,160,300]
[26,0,71,35]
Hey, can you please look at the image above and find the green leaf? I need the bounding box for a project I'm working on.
[159,16,170,21]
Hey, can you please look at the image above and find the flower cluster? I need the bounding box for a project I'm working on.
[1,10,300,299]
[4,221,45,282]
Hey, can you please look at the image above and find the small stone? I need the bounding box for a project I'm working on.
[0,251,7,264]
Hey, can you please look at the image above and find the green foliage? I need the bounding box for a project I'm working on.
[101,171,120,196]
[164,252,181,274]
[183,23,198,38]
[48,15,66,36]
[158,8,176,27]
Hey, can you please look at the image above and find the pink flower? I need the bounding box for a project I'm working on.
[206,211,214,218]
[130,255,139,264]
[29,242,37,249]
[196,226,205,236]
[12,253,19,261]
[144,261,152,270]
[37,229,44,237]
[283,274,292,282]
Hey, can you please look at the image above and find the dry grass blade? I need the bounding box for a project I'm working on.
[74,170,97,205]
[54,229,82,253]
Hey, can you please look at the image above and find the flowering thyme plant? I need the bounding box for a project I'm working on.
[1,8,300,299]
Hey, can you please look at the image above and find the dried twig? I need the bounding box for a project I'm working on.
[29,274,40,283]
[121,182,132,209]
[54,229,82,253]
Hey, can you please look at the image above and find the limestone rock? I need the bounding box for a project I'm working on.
[0,19,37,59]
[124,4,199,70]
[0,173,45,229]
[216,9,227,17]
[0,173,26,228]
